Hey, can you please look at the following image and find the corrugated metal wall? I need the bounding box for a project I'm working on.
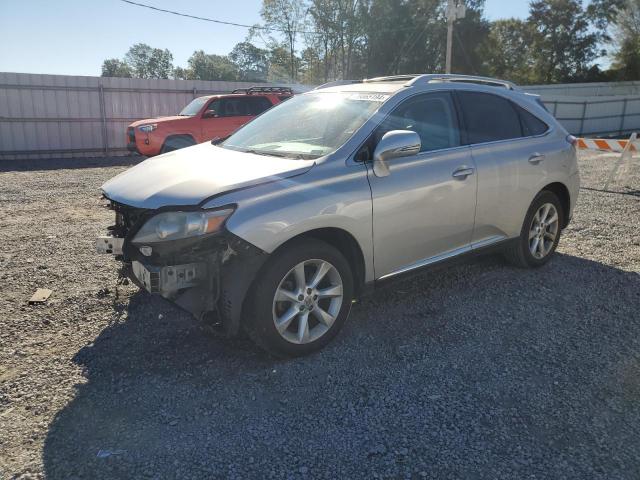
[524,81,640,137]
[525,80,640,97]
[2,73,639,160]
[0,72,303,160]
[537,95,640,137]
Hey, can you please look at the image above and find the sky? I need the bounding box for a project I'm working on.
[0,0,531,76]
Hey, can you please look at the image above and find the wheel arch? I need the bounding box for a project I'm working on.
[540,182,571,228]
[161,134,196,152]
[271,227,367,297]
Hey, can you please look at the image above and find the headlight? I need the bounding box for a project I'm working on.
[132,208,234,243]
[138,124,157,132]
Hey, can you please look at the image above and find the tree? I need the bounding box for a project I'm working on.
[101,0,638,86]
[267,44,295,81]
[610,0,640,79]
[299,46,323,83]
[180,50,240,81]
[362,0,414,76]
[527,0,600,83]
[261,0,307,81]
[449,0,491,74]
[396,0,447,74]
[229,42,270,81]
[124,43,174,79]
[101,59,132,78]
[481,19,535,83]
[307,0,339,82]
[173,66,190,80]
[357,0,489,78]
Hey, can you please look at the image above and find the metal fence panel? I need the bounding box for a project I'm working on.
[538,94,640,136]
[525,80,640,97]
[2,73,640,160]
[0,72,304,160]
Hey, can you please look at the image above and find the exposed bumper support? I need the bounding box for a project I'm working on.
[96,236,124,255]
[131,261,206,299]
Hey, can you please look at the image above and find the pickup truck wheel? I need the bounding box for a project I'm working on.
[160,135,195,154]
[246,239,354,357]
[504,190,564,268]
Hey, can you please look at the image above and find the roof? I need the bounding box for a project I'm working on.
[311,74,519,95]
[309,82,407,94]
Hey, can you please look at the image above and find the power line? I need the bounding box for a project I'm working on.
[119,0,321,35]
[119,0,437,36]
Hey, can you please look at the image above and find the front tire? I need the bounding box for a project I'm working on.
[504,190,564,268]
[245,239,354,357]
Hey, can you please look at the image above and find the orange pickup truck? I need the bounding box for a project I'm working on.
[127,86,293,156]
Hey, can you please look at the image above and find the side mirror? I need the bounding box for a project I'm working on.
[203,110,218,119]
[372,130,421,177]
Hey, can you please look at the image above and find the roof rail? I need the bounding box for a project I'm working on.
[363,74,423,83]
[313,80,363,90]
[312,74,517,91]
[231,86,294,95]
[406,74,518,90]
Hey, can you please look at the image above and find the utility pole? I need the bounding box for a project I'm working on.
[445,0,466,74]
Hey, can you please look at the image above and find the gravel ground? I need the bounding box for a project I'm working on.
[1,151,639,479]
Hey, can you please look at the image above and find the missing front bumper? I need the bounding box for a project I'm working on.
[97,205,269,333]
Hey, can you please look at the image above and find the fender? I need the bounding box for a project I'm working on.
[203,158,377,283]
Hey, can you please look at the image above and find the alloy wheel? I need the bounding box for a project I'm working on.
[272,259,344,344]
[528,202,559,259]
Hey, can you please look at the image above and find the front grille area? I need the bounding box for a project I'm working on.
[107,201,148,238]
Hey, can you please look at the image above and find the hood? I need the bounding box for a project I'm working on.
[101,142,315,209]
[129,116,188,127]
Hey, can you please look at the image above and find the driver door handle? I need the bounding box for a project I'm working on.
[528,153,545,164]
[452,167,475,179]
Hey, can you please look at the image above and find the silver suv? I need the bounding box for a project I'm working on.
[98,74,580,357]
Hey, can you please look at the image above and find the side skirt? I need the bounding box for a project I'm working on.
[361,237,518,295]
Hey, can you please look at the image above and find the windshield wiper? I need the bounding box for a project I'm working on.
[243,149,290,158]
[221,145,319,160]
[211,135,231,145]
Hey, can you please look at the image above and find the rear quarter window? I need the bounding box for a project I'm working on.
[515,105,549,136]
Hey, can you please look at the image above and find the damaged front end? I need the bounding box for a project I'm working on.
[97,200,268,336]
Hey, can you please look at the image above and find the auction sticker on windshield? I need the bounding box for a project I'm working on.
[347,93,390,102]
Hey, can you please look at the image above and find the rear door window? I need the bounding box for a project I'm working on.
[457,91,522,144]
[220,97,252,117]
[379,92,461,152]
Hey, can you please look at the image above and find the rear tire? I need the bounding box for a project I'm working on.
[504,190,564,268]
[245,239,354,357]
[160,135,195,154]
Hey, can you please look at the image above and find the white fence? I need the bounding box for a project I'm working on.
[1,73,639,160]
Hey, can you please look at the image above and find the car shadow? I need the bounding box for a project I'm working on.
[42,253,640,478]
[0,155,144,173]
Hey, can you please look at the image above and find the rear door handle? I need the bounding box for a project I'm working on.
[452,167,475,179]
[528,153,545,164]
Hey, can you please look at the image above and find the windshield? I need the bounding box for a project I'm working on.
[178,96,209,116]
[221,92,387,159]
